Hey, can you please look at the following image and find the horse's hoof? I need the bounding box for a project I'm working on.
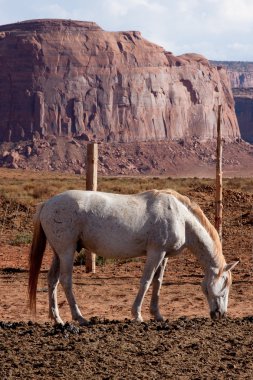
[79,318,89,326]
[54,319,64,325]
[154,315,164,322]
[133,316,143,323]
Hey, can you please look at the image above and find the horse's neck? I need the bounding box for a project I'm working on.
[185,216,222,272]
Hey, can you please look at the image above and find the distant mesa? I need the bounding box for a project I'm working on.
[212,61,253,143]
[0,19,240,143]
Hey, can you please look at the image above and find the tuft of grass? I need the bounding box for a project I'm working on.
[10,232,33,246]
[32,185,52,199]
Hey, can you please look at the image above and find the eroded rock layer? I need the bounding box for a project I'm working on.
[0,19,239,142]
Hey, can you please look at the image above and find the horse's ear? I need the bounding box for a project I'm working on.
[224,261,239,272]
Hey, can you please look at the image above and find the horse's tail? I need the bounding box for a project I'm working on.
[28,202,47,314]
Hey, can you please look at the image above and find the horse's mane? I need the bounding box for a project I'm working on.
[150,189,225,269]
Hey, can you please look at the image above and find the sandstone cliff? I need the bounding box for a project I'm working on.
[0,19,239,143]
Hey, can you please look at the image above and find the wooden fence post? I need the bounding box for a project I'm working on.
[215,105,223,240]
[85,142,98,273]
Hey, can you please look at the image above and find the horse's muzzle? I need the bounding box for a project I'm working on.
[210,310,226,320]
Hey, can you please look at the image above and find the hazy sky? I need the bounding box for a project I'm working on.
[1,0,253,61]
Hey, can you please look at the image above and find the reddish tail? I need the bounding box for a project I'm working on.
[28,203,47,314]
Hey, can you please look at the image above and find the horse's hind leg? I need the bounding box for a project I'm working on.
[48,253,63,324]
[131,249,166,322]
[150,257,168,321]
[58,248,88,326]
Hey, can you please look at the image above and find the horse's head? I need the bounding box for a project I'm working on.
[202,261,239,320]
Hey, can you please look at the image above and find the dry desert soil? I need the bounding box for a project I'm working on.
[0,181,253,379]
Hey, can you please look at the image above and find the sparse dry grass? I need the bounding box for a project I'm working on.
[0,168,252,247]
[0,168,86,204]
[224,177,253,193]
[0,168,253,206]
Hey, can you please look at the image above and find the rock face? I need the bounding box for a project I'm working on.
[0,19,239,143]
[234,91,253,143]
[212,61,253,143]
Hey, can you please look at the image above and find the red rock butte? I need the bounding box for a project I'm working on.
[0,19,240,142]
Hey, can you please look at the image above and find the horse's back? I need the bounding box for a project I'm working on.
[39,190,152,257]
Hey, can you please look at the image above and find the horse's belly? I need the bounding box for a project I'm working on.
[81,229,147,259]
[99,242,146,259]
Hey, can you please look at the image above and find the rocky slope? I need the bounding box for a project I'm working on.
[212,61,253,143]
[1,137,253,177]
[0,19,239,143]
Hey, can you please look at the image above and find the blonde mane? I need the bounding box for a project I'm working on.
[152,189,225,269]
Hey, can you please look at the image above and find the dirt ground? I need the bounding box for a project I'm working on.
[0,185,253,378]
[1,317,253,379]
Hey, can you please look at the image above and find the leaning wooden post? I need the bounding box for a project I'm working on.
[215,104,223,240]
[85,142,98,273]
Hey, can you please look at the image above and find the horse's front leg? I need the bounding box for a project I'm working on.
[150,257,168,321]
[131,249,166,322]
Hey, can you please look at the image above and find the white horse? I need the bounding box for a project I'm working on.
[28,189,238,325]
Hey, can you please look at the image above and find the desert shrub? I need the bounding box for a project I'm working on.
[32,186,51,199]
[23,184,35,192]
[74,249,106,266]
[74,249,85,266]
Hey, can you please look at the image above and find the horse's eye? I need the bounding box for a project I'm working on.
[220,278,228,293]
